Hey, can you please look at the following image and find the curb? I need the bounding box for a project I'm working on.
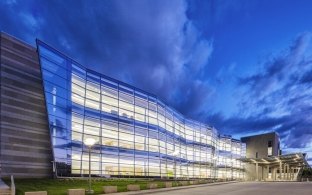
[105,181,239,195]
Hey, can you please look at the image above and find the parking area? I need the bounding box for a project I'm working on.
[148,182,312,195]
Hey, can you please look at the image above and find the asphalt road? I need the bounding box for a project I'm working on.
[148,182,312,195]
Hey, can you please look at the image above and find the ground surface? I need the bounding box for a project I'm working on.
[148,182,312,195]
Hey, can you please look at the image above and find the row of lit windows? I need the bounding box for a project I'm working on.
[72,113,214,142]
[72,132,212,153]
[71,164,218,178]
[71,106,217,147]
[71,101,211,142]
[70,113,245,161]
[71,133,214,161]
[71,129,211,150]
[72,73,216,138]
[70,160,243,178]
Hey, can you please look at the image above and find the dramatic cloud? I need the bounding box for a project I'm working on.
[0,0,214,117]
[206,33,312,163]
[239,32,311,102]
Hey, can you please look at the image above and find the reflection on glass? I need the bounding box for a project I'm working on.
[38,40,246,179]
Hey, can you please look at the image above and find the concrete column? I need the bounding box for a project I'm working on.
[283,163,287,180]
[266,165,270,181]
[279,162,282,180]
[261,166,264,181]
[289,167,292,180]
[256,162,259,181]
[272,167,276,181]
[289,167,291,180]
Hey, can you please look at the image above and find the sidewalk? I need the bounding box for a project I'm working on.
[104,181,238,195]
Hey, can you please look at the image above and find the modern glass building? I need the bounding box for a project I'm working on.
[36,40,245,179]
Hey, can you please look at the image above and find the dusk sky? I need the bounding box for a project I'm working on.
[1,0,311,164]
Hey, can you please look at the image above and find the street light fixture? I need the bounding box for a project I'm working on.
[84,138,96,194]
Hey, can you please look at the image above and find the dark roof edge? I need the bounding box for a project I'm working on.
[241,131,278,140]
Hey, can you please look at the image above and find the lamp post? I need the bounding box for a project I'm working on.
[51,161,56,179]
[84,138,96,194]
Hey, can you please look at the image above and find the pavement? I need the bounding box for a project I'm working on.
[128,181,312,195]
[111,181,238,195]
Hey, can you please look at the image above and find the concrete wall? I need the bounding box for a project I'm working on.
[0,32,52,178]
[241,132,279,180]
[242,132,279,159]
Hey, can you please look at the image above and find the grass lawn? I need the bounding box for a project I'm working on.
[4,178,183,195]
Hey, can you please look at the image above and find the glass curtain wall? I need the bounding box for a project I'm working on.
[37,40,245,179]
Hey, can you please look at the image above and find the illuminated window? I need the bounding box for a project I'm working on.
[268,140,273,156]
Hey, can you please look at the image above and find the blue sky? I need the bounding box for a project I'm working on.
[1,0,311,164]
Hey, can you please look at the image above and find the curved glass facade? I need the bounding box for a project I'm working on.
[37,40,245,179]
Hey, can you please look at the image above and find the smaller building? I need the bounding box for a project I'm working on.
[241,132,309,181]
[241,132,280,159]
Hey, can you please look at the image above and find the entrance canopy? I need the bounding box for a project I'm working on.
[239,153,309,167]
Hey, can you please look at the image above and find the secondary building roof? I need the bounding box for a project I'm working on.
[239,153,309,167]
